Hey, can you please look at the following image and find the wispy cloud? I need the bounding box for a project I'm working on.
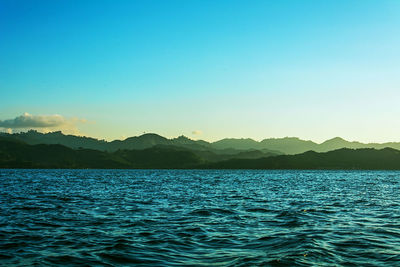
[192,130,202,136]
[0,113,86,135]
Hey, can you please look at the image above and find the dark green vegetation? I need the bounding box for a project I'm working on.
[4,130,400,154]
[0,136,276,169]
[204,148,400,170]
[1,132,400,169]
[212,136,400,154]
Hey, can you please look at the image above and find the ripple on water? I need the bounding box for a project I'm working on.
[0,169,400,266]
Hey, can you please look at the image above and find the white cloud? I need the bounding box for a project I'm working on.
[0,113,86,135]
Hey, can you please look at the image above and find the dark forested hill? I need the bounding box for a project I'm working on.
[0,138,130,168]
[0,131,274,154]
[204,148,400,170]
[0,139,272,169]
[1,137,400,169]
[211,136,400,154]
[3,130,400,155]
[0,138,203,169]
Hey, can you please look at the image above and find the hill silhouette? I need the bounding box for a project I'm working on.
[1,137,400,169]
[0,137,129,169]
[3,130,400,155]
[0,130,280,156]
[0,138,275,169]
[214,136,400,154]
[204,148,400,169]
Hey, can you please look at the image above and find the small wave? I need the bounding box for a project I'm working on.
[1,169,400,266]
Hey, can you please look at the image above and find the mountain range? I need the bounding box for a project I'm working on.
[1,136,400,169]
[2,130,400,155]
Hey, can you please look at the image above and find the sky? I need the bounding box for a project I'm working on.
[1,0,400,143]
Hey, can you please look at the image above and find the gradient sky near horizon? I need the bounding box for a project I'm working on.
[1,0,400,142]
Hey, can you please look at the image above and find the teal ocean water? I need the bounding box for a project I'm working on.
[0,169,399,266]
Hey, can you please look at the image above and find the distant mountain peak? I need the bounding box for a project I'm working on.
[282,136,301,140]
[322,137,347,144]
[330,137,346,141]
[124,133,167,141]
[175,135,190,140]
[139,133,164,138]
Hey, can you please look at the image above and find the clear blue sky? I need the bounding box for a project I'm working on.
[1,0,400,142]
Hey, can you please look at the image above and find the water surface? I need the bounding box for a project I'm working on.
[0,170,399,266]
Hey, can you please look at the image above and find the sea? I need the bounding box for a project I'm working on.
[0,169,399,266]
